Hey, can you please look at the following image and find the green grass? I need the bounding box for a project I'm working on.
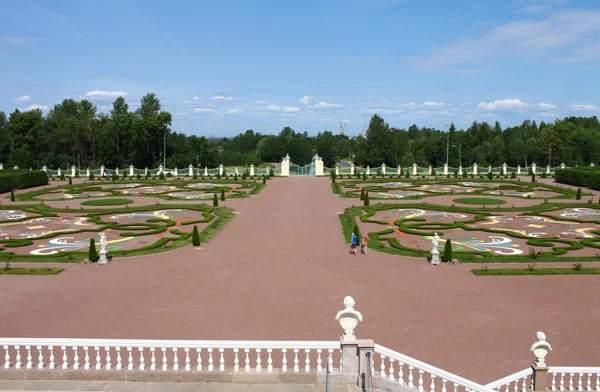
[471,267,600,276]
[80,198,134,206]
[453,197,507,205]
[0,267,64,275]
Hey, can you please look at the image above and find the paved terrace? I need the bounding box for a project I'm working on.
[1,177,600,383]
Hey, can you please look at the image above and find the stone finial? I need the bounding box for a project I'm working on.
[530,331,552,367]
[335,296,363,342]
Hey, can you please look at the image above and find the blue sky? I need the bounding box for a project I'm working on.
[1,0,599,137]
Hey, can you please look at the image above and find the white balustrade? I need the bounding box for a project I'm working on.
[0,339,340,375]
[485,368,533,392]
[548,368,600,392]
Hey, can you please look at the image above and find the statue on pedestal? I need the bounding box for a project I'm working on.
[430,233,440,265]
[98,233,109,264]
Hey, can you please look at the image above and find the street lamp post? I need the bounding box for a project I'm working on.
[445,124,450,166]
[163,130,167,170]
[453,145,462,168]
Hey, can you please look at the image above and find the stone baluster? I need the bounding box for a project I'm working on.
[105,346,112,370]
[196,348,202,371]
[408,366,415,388]
[244,348,250,371]
[294,349,300,372]
[61,346,68,369]
[282,349,288,372]
[14,345,21,369]
[552,374,557,391]
[514,380,519,392]
[418,369,425,392]
[150,347,156,371]
[380,354,386,377]
[173,348,179,371]
[442,379,447,392]
[234,349,240,371]
[594,374,599,391]
[586,373,592,391]
[560,373,565,391]
[184,348,191,371]
[4,346,11,369]
[116,347,122,370]
[139,348,145,370]
[161,348,168,371]
[430,374,436,392]
[127,347,134,370]
[48,346,55,369]
[256,349,262,372]
[316,349,322,372]
[219,348,225,371]
[37,346,44,369]
[578,374,584,391]
[389,358,395,381]
[25,346,32,369]
[72,346,79,370]
[453,382,458,392]
[94,346,100,370]
[268,349,273,372]
[300,349,309,372]
[207,348,214,371]
[570,374,575,391]
[398,361,405,385]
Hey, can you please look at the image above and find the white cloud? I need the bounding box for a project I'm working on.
[299,96,313,105]
[360,108,402,114]
[193,108,215,113]
[13,95,31,103]
[569,104,599,111]
[85,90,128,99]
[477,98,532,111]
[283,106,300,112]
[254,100,266,104]
[212,96,234,101]
[538,103,557,110]
[23,104,48,111]
[310,101,344,108]
[412,9,600,71]
[226,109,241,114]
[260,105,300,112]
[422,101,446,107]
[264,105,281,111]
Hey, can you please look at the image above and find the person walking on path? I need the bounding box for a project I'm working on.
[350,232,358,255]
[361,235,368,255]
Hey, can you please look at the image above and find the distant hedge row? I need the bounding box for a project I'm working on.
[555,168,600,190]
[0,170,49,193]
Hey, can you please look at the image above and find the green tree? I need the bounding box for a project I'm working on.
[364,192,370,206]
[576,188,582,200]
[213,193,218,207]
[68,177,72,185]
[192,225,200,246]
[88,239,98,262]
[360,188,365,200]
[443,239,452,262]
[220,189,225,201]
[10,190,15,202]
[532,172,536,183]
[262,175,266,184]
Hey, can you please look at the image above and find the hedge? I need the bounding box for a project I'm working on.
[0,170,48,193]
[555,168,600,190]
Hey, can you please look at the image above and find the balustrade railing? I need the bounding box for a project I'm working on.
[485,368,533,392]
[374,344,496,392]
[548,367,600,391]
[0,339,340,374]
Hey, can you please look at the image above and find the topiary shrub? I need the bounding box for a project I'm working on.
[68,177,72,185]
[88,238,98,262]
[532,172,536,183]
[487,171,493,180]
[364,192,370,206]
[137,174,141,180]
[431,168,436,177]
[443,239,452,262]
[269,168,274,177]
[60,173,65,181]
[262,175,266,184]
[10,190,15,202]
[159,172,165,180]
[511,172,516,179]
[192,225,200,246]
[213,193,218,207]
[576,188,582,200]
[234,173,238,181]
[360,188,365,200]
[220,189,225,201]
[89,173,95,181]
[363,173,367,181]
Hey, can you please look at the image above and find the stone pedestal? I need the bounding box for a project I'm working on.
[431,249,440,265]
[532,364,548,392]
[98,250,109,265]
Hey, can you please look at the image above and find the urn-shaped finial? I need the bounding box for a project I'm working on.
[335,296,363,342]
[530,331,552,367]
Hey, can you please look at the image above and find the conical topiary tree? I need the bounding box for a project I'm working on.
[443,239,453,262]
[576,188,582,200]
[213,193,218,207]
[10,190,15,202]
[532,172,536,183]
[192,225,200,246]
[68,177,72,185]
[262,175,266,184]
[364,192,370,206]
[360,188,365,200]
[88,238,98,262]
[220,189,225,201]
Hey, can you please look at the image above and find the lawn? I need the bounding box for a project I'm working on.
[453,197,507,205]
[471,267,600,276]
[80,198,134,206]
[0,267,64,275]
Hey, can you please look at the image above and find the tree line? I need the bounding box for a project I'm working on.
[0,94,599,169]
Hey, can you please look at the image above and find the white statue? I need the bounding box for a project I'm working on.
[99,233,107,253]
[530,331,552,367]
[335,296,363,342]
[431,233,440,252]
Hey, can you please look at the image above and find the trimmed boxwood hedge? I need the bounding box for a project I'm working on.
[0,170,48,193]
[555,168,600,190]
